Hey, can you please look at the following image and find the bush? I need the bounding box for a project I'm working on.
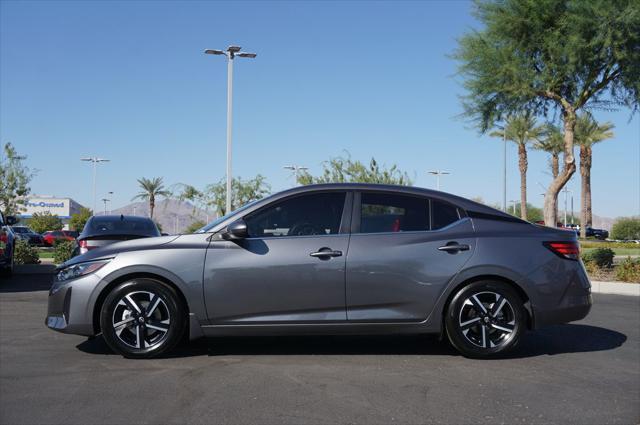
[615,257,640,283]
[69,207,93,232]
[185,220,206,234]
[580,241,639,250]
[53,240,76,264]
[582,248,615,268]
[610,217,640,241]
[27,211,63,234]
[13,240,39,264]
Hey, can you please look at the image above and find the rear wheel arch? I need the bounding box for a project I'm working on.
[442,274,533,332]
[93,272,189,335]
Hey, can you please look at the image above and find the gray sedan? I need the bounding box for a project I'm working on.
[46,184,591,359]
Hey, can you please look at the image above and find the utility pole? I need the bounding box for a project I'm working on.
[204,46,256,215]
[561,186,571,227]
[81,157,110,214]
[427,170,451,191]
[509,200,517,215]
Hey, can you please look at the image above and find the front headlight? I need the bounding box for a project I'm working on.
[55,259,111,282]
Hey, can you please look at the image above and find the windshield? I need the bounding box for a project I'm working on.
[195,199,263,233]
[12,227,31,234]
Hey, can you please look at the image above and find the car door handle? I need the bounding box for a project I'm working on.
[309,249,343,258]
[438,243,470,253]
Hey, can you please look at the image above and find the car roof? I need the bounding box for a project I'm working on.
[89,215,154,222]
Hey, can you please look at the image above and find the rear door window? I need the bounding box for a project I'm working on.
[360,193,430,233]
[431,199,461,230]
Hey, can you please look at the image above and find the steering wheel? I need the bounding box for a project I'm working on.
[287,222,325,236]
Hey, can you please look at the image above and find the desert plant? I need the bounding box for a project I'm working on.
[53,240,76,264]
[582,248,615,268]
[611,217,640,241]
[615,257,640,283]
[13,240,39,264]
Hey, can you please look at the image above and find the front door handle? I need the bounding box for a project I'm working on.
[438,243,470,253]
[310,248,343,258]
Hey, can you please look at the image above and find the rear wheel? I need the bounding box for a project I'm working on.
[445,281,526,358]
[100,278,186,359]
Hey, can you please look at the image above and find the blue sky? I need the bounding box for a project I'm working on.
[1,0,638,218]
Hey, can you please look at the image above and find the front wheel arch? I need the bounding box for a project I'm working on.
[93,272,189,335]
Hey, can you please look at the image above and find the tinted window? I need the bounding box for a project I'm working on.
[245,192,346,237]
[431,200,460,230]
[360,193,429,233]
[84,217,160,237]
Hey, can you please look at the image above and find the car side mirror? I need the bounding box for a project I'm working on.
[5,216,17,225]
[222,219,248,240]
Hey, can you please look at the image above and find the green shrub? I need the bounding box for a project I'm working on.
[615,257,640,283]
[610,217,640,241]
[13,240,39,264]
[53,240,76,264]
[185,220,206,234]
[582,247,615,268]
[580,241,639,250]
[27,211,63,234]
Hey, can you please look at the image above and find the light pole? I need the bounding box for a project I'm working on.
[101,198,110,216]
[509,200,518,215]
[81,157,110,214]
[427,170,450,191]
[204,45,256,215]
[561,186,572,227]
[283,165,309,186]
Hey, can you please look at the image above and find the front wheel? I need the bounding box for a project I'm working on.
[445,281,526,358]
[100,278,186,359]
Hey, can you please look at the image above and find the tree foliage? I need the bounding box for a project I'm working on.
[208,175,271,216]
[184,220,206,234]
[611,217,640,241]
[28,211,63,234]
[454,0,639,225]
[0,143,35,216]
[132,177,171,219]
[69,207,93,232]
[507,202,543,223]
[298,154,413,186]
[534,124,564,178]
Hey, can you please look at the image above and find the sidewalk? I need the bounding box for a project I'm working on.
[590,281,640,296]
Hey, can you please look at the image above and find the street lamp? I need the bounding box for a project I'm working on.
[427,170,450,191]
[561,186,572,227]
[101,198,110,216]
[509,199,518,215]
[204,45,257,215]
[81,157,110,214]
[283,165,309,186]
[494,124,508,212]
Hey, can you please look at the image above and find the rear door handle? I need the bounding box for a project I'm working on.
[310,249,343,258]
[438,243,470,253]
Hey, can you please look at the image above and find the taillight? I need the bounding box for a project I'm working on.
[544,241,580,260]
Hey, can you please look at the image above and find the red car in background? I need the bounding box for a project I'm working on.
[42,230,78,246]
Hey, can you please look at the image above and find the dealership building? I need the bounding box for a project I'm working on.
[21,196,86,228]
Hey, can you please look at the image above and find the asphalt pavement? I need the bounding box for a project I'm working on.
[1,272,638,425]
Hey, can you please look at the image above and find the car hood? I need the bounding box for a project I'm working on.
[59,235,180,268]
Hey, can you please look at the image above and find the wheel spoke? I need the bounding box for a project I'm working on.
[491,323,514,333]
[460,317,481,330]
[123,295,142,314]
[481,324,487,348]
[490,296,507,318]
[146,320,169,333]
[114,317,135,330]
[146,295,161,318]
[470,295,487,314]
[136,325,145,349]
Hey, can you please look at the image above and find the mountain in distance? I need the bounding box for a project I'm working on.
[105,199,216,234]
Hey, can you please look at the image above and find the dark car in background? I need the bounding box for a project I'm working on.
[10,226,44,246]
[586,227,609,240]
[0,212,18,277]
[42,230,77,246]
[77,215,160,255]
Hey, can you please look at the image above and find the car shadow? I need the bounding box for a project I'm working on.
[0,272,52,293]
[76,324,626,359]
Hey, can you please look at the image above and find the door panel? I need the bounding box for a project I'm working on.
[346,219,475,321]
[204,235,349,323]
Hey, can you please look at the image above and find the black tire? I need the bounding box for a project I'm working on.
[100,278,186,359]
[445,281,526,358]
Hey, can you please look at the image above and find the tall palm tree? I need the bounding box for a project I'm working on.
[534,124,564,179]
[490,114,545,220]
[132,177,171,219]
[574,115,614,238]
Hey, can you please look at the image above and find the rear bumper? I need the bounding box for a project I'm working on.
[529,260,592,329]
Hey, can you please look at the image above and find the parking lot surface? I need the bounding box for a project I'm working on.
[1,272,639,425]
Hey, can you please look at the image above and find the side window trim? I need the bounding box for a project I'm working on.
[241,190,350,239]
[352,191,465,235]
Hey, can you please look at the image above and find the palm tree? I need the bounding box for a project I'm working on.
[490,114,545,220]
[574,115,614,238]
[534,124,564,179]
[132,177,171,219]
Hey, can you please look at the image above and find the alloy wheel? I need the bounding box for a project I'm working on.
[458,291,516,349]
[112,291,171,350]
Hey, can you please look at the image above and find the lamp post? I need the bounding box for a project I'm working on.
[509,200,518,215]
[101,198,110,216]
[283,165,309,186]
[204,45,256,215]
[561,186,572,227]
[427,170,450,191]
[81,157,110,214]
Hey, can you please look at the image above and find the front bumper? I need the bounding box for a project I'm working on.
[45,273,101,336]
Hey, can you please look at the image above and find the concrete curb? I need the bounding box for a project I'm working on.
[591,281,640,296]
